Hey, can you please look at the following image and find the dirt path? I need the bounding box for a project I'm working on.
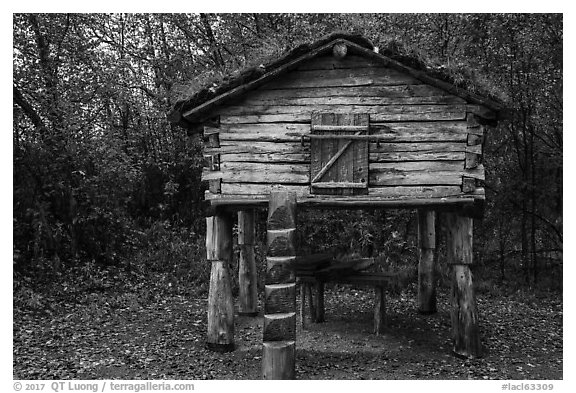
[13,285,562,380]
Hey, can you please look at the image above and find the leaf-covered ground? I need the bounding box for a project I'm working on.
[13,278,562,380]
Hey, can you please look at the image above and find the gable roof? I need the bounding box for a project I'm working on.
[168,32,509,128]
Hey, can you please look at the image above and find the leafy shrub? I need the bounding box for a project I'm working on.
[131,221,209,295]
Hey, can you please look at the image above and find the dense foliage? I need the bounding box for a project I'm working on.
[13,14,562,293]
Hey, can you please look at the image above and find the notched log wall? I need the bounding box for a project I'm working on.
[201,54,487,203]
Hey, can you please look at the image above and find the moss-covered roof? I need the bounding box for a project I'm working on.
[169,32,508,126]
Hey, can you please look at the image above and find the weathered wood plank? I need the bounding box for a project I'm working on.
[370,142,466,153]
[265,283,297,314]
[218,161,310,174]
[370,121,468,142]
[205,194,485,210]
[221,183,310,197]
[216,104,466,117]
[370,151,465,162]
[220,111,466,123]
[207,123,310,134]
[213,123,307,143]
[202,170,308,185]
[220,153,310,164]
[261,67,423,89]
[370,172,463,186]
[247,84,469,101]
[203,162,310,184]
[370,161,465,172]
[370,186,464,199]
[205,141,308,155]
[369,166,484,186]
[311,182,367,189]
[372,121,467,133]
[219,132,300,143]
[239,94,466,106]
[296,54,385,70]
[212,184,469,200]
[312,124,369,132]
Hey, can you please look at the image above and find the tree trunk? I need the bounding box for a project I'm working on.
[206,213,235,352]
[315,282,325,323]
[238,210,258,316]
[417,209,437,314]
[444,212,481,358]
[374,286,386,335]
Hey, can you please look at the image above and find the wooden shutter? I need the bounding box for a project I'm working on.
[310,113,369,195]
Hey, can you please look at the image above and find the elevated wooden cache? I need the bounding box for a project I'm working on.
[170,33,505,377]
[173,36,504,215]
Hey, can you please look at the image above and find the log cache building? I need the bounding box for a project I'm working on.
[169,32,508,379]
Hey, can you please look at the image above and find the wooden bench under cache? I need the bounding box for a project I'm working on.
[297,271,394,335]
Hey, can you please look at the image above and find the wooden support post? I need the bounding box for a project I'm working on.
[238,210,258,316]
[418,209,437,314]
[445,212,482,358]
[374,286,386,335]
[307,284,316,323]
[206,213,235,352]
[299,283,307,329]
[263,191,297,379]
[315,282,325,323]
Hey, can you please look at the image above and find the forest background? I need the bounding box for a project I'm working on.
[12,13,563,309]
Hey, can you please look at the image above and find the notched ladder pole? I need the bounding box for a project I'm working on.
[263,191,297,379]
[206,212,235,352]
[418,209,437,314]
[445,212,482,358]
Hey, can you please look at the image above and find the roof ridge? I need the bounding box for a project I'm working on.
[169,32,508,125]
